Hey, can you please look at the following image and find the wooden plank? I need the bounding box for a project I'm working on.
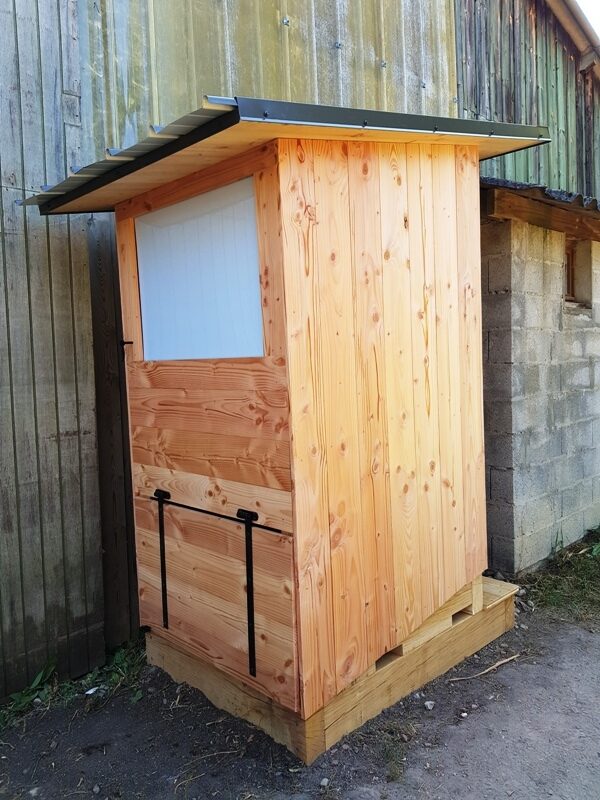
[115,142,279,221]
[132,463,293,532]
[136,500,297,709]
[312,140,368,691]
[87,214,138,648]
[378,142,421,644]
[115,216,143,361]
[406,143,443,620]
[277,138,336,717]
[254,163,287,359]
[147,577,516,764]
[399,579,475,655]
[347,141,396,660]
[456,146,488,580]
[131,426,291,491]
[431,145,467,601]
[128,387,289,440]
[127,358,287,392]
[485,188,600,242]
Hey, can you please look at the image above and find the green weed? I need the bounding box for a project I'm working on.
[522,527,600,623]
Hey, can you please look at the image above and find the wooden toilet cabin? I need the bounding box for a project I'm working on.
[31,97,548,761]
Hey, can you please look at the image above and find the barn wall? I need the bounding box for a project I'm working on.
[77,0,459,158]
[0,0,105,694]
[456,0,600,196]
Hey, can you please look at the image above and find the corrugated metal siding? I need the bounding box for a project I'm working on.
[78,0,459,157]
[456,0,599,196]
[0,0,105,695]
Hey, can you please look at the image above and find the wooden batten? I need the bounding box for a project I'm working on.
[483,187,600,242]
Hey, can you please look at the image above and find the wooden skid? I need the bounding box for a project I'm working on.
[146,577,517,763]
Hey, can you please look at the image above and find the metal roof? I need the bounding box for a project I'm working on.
[25,96,551,216]
[481,177,600,216]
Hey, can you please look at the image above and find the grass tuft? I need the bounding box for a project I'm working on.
[522,527,600,623]
[0,639,145,731]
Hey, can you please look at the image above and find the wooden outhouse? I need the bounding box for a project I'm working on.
[31,97,548,761]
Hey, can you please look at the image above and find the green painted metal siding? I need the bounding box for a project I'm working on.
[456,0,600,196]
[78,0,459,157]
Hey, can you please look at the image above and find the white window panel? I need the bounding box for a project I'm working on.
[135,177,264,361]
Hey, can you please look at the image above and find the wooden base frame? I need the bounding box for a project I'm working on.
[146,577,517,763]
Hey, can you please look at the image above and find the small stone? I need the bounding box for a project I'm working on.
[320,777,330,787]
[460,712,468,718]
[520,623,529,630]
[471,703,478,709]
[424,700,435,711]
[342,743,350,750]
[28,790,40,798]
[400,732,411,742]
[517,587,526,597]
[93,786,101,795]
[331,759,339,765]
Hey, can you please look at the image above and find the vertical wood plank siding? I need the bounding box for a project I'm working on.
[78,0,459,159]
[456,0,600,197]
[0,0,105,695]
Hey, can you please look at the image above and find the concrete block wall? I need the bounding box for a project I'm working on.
[481,219,600,573]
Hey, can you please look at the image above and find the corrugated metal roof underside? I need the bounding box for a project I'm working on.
[27,96,550,215]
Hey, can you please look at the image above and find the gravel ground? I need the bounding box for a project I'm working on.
[1,602,599,800]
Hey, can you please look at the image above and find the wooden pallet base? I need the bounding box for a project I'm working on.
[146,577,517,763]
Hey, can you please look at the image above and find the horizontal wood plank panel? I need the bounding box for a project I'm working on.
[127,358,287,391]
[115,142,278,221]
[132,463,293,531]
[128,387,289,440]
[135,500,297,709]
[131,425,291,491]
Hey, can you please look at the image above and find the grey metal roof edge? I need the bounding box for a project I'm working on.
[235,97,551,146]
[30,96,551,216]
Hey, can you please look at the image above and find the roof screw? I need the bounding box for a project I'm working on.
[380,59,387,68]
[334,41,343,49]
[281,16,290,26]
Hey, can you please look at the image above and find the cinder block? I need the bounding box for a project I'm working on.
[513,462,554,503]
[583,330,600,358]
[488,253,513,293]
[583,448,600,478]
[543,229,566,267]
[560,362,592,391]
[484,362,513,399]
[514,525,558,572]
[482,292,513,330]
[486,500,516,539]
[522,293,543,329]
[480,220,512,259]
[560,511,585,549]
[554,453,585,488]
[512,364,541,398]
[582,390,600,418]
[561,419,595,455]
[524,429,562,465]
[488,534,517,574]
[484,398,512,434]
[554,330,585,361]
[542,260,565,297]
[515,494,560,536]
[484,432,516,469]
[511,328,552,364]
[551,394,585,427]
[488,329,512,363]
[583,503,600,535]
[561,479,593,516]
[513,394,552,431]
[489,467,514,503]
[527,223,545,263]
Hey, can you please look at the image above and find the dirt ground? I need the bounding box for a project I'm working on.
[1,601,599,800]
